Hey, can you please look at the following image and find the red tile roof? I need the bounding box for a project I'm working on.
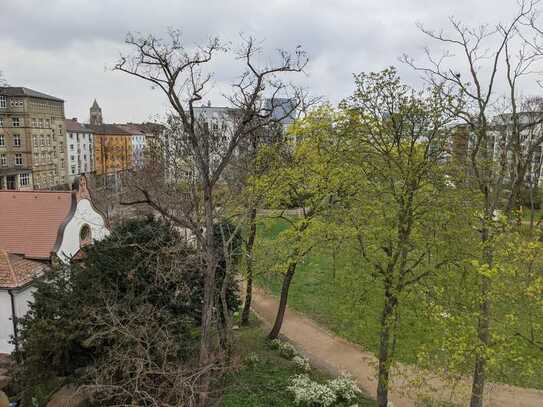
[0,249,47,289]
[0,190,74,259]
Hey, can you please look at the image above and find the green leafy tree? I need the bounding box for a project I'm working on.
[340,68,464,407]
[256,106,352,339]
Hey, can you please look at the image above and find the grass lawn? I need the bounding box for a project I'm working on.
[253,217,543,390]
[222,319,376,406]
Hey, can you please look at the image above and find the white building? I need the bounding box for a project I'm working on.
[0,175,109,354]
[65,118,95,183]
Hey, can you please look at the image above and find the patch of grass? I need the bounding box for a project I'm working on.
[222,319,376,406]
[253,217,543,390]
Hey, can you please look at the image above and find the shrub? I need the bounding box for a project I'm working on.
[327,374,362,403]
[288,374,337,406]
[292,355,311,372]
[269,339,299,359]
[14,217,240,406]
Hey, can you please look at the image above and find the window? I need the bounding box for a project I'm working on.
[0,135,4,146]
[38,118,43,128]
[70,155,75,161]
[46,119,50,128]
[61,159,64,168]
[0,118,3,127]
[0,154,6,166]
[32,118,37,127]
[46,135,51,146]
[32,135,37,146]
[33,153,39,164]
[40,135,44,146]
[13,134,20,147]
[0,96,6,109]
[70,144,74,150]
[70,133,73,139]
[71,165,76,174]
[15,153,23,166]
[80,224,92,245]
[20,173,30,186]
[12,117,20,127]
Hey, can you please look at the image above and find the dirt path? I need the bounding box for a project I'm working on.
[251,287,543,407]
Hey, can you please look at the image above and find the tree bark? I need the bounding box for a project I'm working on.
[198,182,218,407]
[470,228,492,407]
[241,207,258,326]
[267,262,297,340]
[377,288,398,407]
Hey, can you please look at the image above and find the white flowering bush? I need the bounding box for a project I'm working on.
[287,373,363,406]
[327,374,362,403]
[270,338,299,359]
[288,374,337,406]
[292,355,311,372]
[270,338,283,350]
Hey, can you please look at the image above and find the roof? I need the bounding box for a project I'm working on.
[0,86,63,102]
[116,124,146,135]
[91,99,100,109]
[0,190,74,259]
[84,123,132,135]
[65,119,93,133]
[0,250,47,289]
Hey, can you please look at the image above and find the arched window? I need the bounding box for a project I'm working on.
[80,224,92,246]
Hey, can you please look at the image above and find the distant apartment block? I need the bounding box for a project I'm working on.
[85,100,133,186]
[118,124,146,169]
[65,118,95,183]
[0,87,66,190]
[451,113,543,186]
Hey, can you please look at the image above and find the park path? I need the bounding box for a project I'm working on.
[251,286,543,407]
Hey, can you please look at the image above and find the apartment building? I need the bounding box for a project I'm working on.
[85,101,133,186]
[451,113,543,186]
[0,87,66,190]
[117,124,146,169]
[65,118,95,183]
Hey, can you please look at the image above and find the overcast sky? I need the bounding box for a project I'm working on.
[0,0,529,123]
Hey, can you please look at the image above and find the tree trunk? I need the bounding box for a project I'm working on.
[241,207,258,326]
[377,289,398,407]
[529,181,536,233]
[198,183,218,407]
[470,228,492,407]
[267,262,297,340]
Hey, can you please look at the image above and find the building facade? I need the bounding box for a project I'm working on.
[86,101,133,184]
[65,118,95,183]
[0,175,110,353]
[118,124,146,169]
[0,87,66,190]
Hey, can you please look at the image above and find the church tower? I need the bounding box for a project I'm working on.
[89,99,103,125]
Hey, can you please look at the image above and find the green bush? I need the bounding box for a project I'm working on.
[14,217,240,406]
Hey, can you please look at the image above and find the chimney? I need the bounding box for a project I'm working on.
[207,100,211,107]
[72,117,78,122]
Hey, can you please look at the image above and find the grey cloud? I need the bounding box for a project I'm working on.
[0,0,535,122]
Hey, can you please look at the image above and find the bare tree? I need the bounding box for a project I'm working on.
[114,29,307,404]
[403,2,543,405]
